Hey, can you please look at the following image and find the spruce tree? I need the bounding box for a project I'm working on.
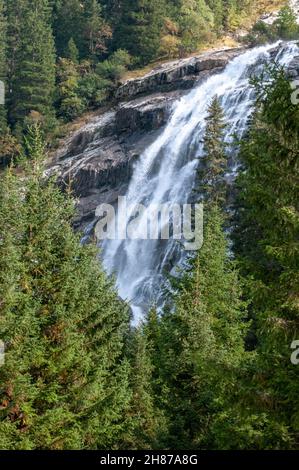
[83,0,112,59]
[57,57,85,121]
[0,125,132,449]
[157,205,248,449]
[233,67,299,449]
[177,0,214,56]
[143,95,250,449]
[207,0,224,35]
[54,0,85,58]
[0,0,7,133]
[65,38,80,64]
[0,0,21,167]
[122,326,166,449]
[9,0,56,132]
[54,0,110,60]
[197,95,228,206]
[5,0,27,113]
[114,0,167,65]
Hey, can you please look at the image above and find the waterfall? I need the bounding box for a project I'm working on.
[101,41,298,323]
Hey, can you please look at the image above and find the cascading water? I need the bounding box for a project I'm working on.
[102,41,299,323]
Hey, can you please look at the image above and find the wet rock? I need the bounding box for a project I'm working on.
[115,92,181,133]
[286,55,299,79]
[48,46,249,230]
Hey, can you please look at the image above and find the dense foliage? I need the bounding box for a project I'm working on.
[0,0,267,146]
[0,126,132,449]
[245,5,299,45]
[232,67,299,448]
[0,0,298,452]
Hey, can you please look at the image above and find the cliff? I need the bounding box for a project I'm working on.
[47,43,299,230]
[47,47,245,228]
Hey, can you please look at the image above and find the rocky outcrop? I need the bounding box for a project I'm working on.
[115,47,245,101]
[48,47,248,229]
[50,44,299,230]
[286,54,299,79]
[115,93,176,132]
[259,1,299,25]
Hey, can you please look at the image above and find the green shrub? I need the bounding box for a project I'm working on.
[96,49,131,82]
[60,95,86,121]
[274,5,299,39]
[78,73,111,107]
[243,20,276,46]
[244,6,299,46]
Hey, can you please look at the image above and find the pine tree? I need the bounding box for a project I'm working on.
[9,0,56,133]
[274,5,299,39]
[57,57,85,121]
[0,0,7,133]
[5,0,27,114]
[83,0,112,59]
[0,0,21,167]
[157,205,248,449]
[0,125,132,449]
[65,38,79,64]
[207,0,224,35]
[54,0,85,58]
[233,66,299,449]
[197,95,228,206]
[177,0,214,56]
[122,326,166,449]
[114,0,167,65]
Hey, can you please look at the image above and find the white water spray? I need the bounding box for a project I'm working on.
[102,41,298,323]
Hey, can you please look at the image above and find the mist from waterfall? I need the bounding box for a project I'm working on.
[101,41,299,323]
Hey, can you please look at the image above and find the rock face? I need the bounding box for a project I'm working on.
[48,44,299,230]
[286,54,299,79]
[115,48,245,100]
[47,92,181,227]
[47,44,299,229]
[290,0,299,24]
[48,47,246,229]
[260,1,299,25]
